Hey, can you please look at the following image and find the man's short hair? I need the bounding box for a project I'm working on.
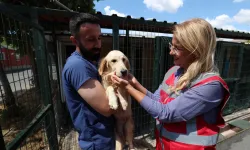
[69,13,100,36]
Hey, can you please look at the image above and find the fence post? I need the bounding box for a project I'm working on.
[112,21,119,49]
[30,9,59,150]
[153,37,161,91]
[232,45,244,107]
[159,37,166,82]
[0,125,6,150]
[150,36,162,138]
[236,45,244,78]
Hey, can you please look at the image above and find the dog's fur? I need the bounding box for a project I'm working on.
[98,50,134,150]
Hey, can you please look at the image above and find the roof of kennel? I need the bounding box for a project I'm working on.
[2,3,250,40]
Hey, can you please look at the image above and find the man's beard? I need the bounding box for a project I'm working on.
[78,41,101,63]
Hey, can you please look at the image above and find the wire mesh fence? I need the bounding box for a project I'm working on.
[98,19,175,138]
[215,42,250,116]
[99,19,250,138]
[0,12,42,146]
[119,32,156,137]
[46,41,66,134]
[15,111,58,150]
[0,6,58,150]
[1,5,250,149]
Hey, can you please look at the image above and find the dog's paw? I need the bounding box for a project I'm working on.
[109,102,118,110]
[121,101,128,111]
[108,90,119,110]
[109,96,119,110]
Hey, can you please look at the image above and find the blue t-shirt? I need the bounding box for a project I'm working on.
[62,51,115,150]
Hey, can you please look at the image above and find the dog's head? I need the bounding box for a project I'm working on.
[98,50,130,78]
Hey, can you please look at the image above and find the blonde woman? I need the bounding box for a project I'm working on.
[111,18,230,150]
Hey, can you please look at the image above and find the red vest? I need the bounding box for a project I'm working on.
[155,66,230,150]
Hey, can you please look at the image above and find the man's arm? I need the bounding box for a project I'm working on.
[78,79,115,117]
[66,60,114,117]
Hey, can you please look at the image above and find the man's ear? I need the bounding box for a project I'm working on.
[70,36,78,46]
[98,58,108,76]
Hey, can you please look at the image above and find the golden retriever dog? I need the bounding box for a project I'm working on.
[98,50,135,150]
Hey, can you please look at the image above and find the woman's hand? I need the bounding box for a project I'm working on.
[128,73,147,95]
[127,73,139,88]
[112,73,146,103]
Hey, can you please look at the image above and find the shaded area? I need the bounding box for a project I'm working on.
[0,88,42,145]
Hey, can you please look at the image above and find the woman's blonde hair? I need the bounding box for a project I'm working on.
[170,18,218,93]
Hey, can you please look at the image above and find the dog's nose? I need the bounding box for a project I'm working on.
[121,70,127,76]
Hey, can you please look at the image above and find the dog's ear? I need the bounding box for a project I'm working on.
[125,57,131,71]
[98,58,108,76]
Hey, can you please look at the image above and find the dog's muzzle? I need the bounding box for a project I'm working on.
[121,69,128,76]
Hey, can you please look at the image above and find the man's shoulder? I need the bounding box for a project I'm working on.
[62,53,99,87]
[63,54,93,73]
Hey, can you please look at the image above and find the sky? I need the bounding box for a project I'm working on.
[94,0,250,35]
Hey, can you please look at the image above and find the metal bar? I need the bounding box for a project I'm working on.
[56,41,66,103]
[126,29,134,73]
[51,24,66,129]
[152,37,161,91]
[230,44,245,112]
[112,22,119,49]
[150,36,162,139]
[159,36,172,80]
[224,78,241,82]
[159,37,166,82]
[166,37,174,69]
[51,0,73,12]
[52,24,63,103]
[237,45,244,78]
[220,42,227,77]
[6,105,52,150]
[231,44,243,98]
[0,125,6,150]
[30,9,59,150]
[215,41,222,73]
[0,2,43,30]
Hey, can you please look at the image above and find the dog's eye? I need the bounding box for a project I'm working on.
[122,58,126,62]
[111,59,117,63]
